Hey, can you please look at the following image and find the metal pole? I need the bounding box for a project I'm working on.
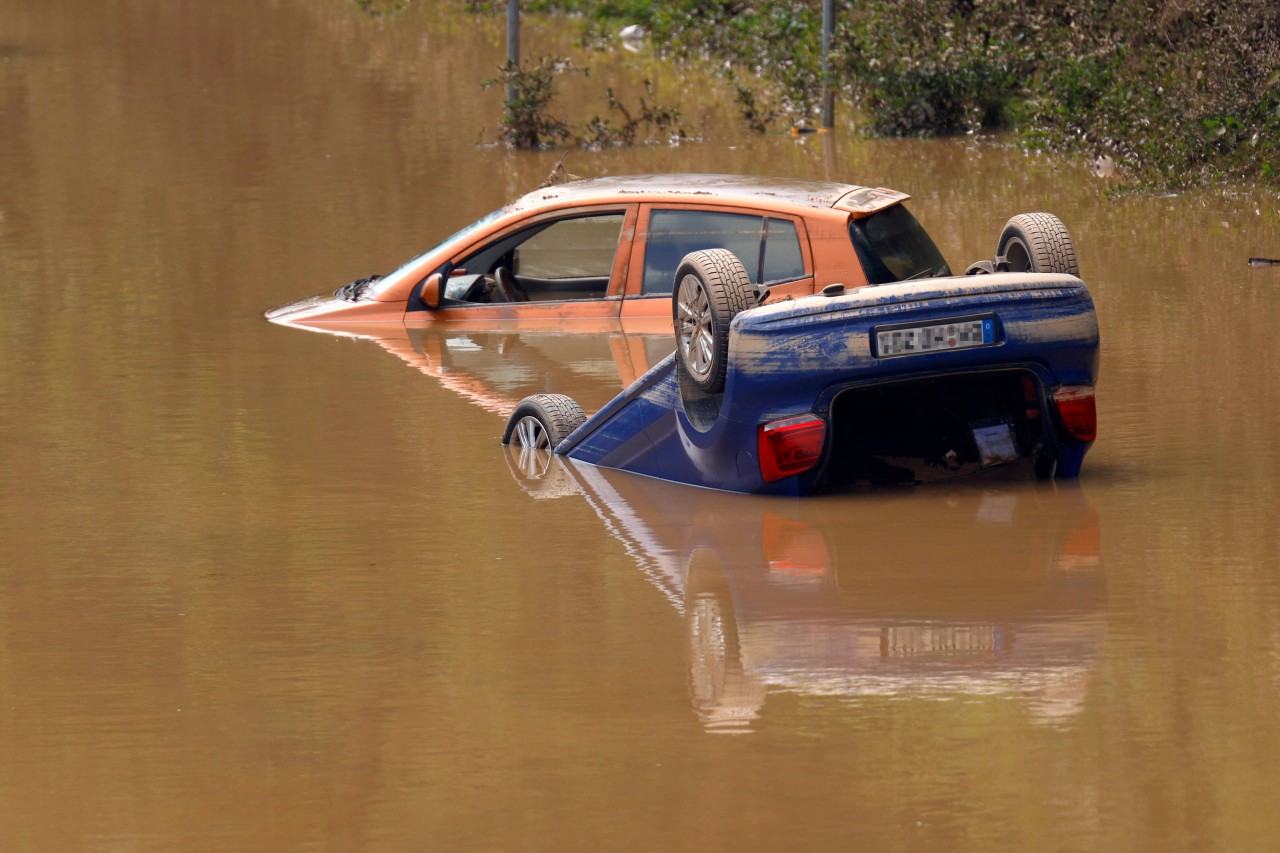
[821,0,835,130]
[507,0,520,104]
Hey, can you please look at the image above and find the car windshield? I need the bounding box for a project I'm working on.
[849,205,951,284]
[362,206,509,299]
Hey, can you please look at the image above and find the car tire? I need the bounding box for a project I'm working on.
[997,213,1080,276]
[673,249,758,395]
[501,393,586,450]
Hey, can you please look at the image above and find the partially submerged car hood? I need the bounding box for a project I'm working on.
[264,294,333,323]
[264,293,411,332]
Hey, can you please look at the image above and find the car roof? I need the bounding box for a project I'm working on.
[513,173,909,215]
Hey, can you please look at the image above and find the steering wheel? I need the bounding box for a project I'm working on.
[492,267,528,302]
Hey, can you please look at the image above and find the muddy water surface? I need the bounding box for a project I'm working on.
[2,0,1280,849]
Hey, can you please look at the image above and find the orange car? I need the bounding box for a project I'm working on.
[265,173,940,330]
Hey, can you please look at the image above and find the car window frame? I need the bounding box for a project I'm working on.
[417,203,639,319]
[623,203,814,303]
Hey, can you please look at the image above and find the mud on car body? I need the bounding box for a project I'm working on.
[539,267,1097,495]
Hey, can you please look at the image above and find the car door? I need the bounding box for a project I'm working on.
[427,204,638,321]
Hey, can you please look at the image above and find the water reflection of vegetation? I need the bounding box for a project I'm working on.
[456,0,1280,190]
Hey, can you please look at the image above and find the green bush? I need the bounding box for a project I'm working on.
[483,58,575,149]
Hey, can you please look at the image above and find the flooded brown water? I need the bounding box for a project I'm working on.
[3,0,1280,849]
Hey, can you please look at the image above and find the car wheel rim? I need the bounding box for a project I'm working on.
[676,274,713,380]
[513,415,550,449]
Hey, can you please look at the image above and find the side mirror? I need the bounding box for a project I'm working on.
[419,273,442,309]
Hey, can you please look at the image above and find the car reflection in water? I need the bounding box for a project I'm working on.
[509,451,1105,734]
[285,324,1105,733]
[311,320,674,420]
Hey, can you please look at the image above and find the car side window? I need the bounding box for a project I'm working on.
[641,210,805,295]
[760,218,803,285]
[446,213,623,304]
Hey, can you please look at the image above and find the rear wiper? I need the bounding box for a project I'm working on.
[903,267,934,281]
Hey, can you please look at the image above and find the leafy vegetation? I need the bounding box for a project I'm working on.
[462,0,1280,189]
[482,58,685,149]
[482,58,575,149]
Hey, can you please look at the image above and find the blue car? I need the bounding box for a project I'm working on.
[500,192,1098,495]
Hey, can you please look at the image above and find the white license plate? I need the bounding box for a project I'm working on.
[875,317,995,358]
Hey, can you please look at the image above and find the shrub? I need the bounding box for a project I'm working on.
[483,58,576,149]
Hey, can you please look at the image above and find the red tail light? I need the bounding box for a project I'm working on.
[758,414,826,483]
[1053,385,1097,442]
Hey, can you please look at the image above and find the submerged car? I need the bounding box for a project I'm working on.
[268,174,1099,495]
[266,174,939,329]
